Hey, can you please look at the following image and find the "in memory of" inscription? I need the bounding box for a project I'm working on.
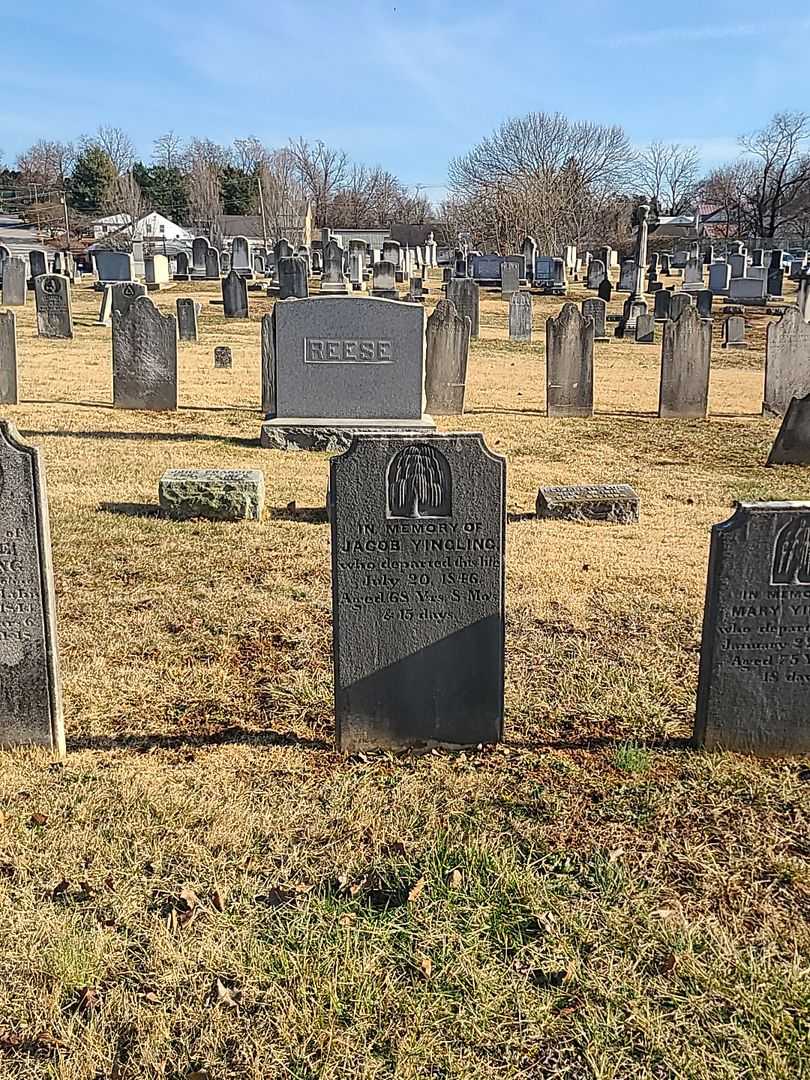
[305,338,393,364]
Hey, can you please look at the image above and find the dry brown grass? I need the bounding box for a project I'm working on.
[0,271,807,1079]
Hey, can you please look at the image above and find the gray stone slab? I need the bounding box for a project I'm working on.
[0,311,18,404]
[29,250,47,279]
[0,421,64,753]
[764,307,810,416]
[546,302,594,417]
[34,275,73,339]
[723,315,747,349]
[500,260,520,299]
[509,291,533,341]
[174,251,190,279]
[322,240,348,293]
[446,278,479,338]
[214,346,232,369]
[159,468,264,521]
[222,270,248,318]
[2,258,26,306]
[372,261,397,299]
[425,300,470,414]
[708,262,731,296]
[618,259,636,292]
[205,247,221,280]
[176,298,200,342]
[260,417,436,452]
[587,259,606,290]
[278,256,309,299]
[582,298,607,340]
[729,275,767,305]
[536,484,639,523]
[330,432,505,752]
[112,296,178,411]
[659,307,712,418]
[94,250,134,283]
[695,501,810,754]
[696,290,714,318]
[265,295,428,423]
[635,313,655,344]
[669,292,693,321]
[654,289,672,321]
[111,281,147,319]
[767,394,810,465]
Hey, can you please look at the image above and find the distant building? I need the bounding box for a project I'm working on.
[92,211,192,243]
[219,202,313,249]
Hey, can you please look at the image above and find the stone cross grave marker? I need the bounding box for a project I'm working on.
[0,421,64,754]
[176,298,200,342]
[695,502,810,754]
[546,302,594,417]
[0,311,18,404]
[658,305,711,418]
[329,432,505,752]
[2,257,26,306]
[508,291,532,342]
[222,270,248,318]
[446,278,480,338]
[764,307,810,416]
[425,299,471,414]
[34,275,73,339]
[112,296,178,411]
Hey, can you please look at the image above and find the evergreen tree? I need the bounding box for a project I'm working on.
[70,146,116,212]
[133,162,189,222]
[220,166,255,215]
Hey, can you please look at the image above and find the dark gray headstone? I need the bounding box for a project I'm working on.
[659,306,712,418]
[764,307,810,416]
[722,315,747,349]
[536,484,639,523]
[94,250,134,284]
[425,300,470,414]
[546,302,594,417]
[382,240,401,268]
[222,270,248,319]
[654,289,672,321]
[174,251,190,279]
[696,290,714,318]
[2,258,26,306]
[214,346,232,369]
[695,502,810,754]
[260,312,275,415]
[669,292,693,321]
[321,240,348,293]
[0,422,64,753]
[205,247,221,280]
[176,298,200,343]
[509,291,532,342]
[231,235,252,275]
[29,250,47,279]
[582,298,607,340]
[767,265,784,298]
[278,256,309,300]
[446,278,480,338]
[635,313,655,344]
[34,275,73,339]
[191,237,208,274]
[659,253,671,275]
[330,433,505,752]
[112,296,178,411]
[111,281,147,320]
[618,259,636,292]
[767,394,810,465]
[0,311,18,404]
[372,261,397,299]
[709,262,731,295]
[597,277,612,303]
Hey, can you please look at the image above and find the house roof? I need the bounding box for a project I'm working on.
[220,215,264,239]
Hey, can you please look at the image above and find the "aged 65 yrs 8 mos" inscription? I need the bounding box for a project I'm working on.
[0,422,64,753]
[330,433,506,752]
[695,501,810,755]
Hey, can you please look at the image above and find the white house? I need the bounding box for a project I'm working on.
[92,211,192,243]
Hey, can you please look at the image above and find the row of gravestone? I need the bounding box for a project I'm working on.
[0,417,806,756]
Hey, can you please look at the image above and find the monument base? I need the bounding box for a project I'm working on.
[260,416,436,452]
[320,282,349,294]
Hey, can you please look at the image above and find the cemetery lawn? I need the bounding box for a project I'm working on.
[0,276,808,1080]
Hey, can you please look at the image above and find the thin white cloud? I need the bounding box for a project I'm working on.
[607,20,784,47]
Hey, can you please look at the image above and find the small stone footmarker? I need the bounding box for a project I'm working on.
[536,484,640,523]
[159,469,265,521]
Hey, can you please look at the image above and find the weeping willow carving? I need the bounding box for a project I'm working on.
[772,517,810,584]
[387,444,451,518]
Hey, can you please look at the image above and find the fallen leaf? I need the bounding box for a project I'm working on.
[104,874,116,893]
[142,990,160,1005]
[211,888,226,913]
[339,913,357,927]
[29,813,48,827]
[211,978,239,1009]
[51,879,70,900]
[408,876,427,902]
[659,952,677,974]
[446,869,463,889]
[178,885,199,911]
[73,986,100,1014]
[416,953,432,979]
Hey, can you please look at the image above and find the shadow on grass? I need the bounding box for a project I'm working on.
[20,428,258,448]
[504,734,694,752]
[269,505,328,524]
[67,725,332,754]
[98,501,160,518]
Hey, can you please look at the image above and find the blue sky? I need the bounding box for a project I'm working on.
[1,0,809,199]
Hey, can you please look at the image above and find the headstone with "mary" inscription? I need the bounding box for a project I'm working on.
[330,432,505,752]
[0,422,64,754]
[695,501,810,754]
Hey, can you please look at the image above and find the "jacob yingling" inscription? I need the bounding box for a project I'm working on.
[304,338,393,364]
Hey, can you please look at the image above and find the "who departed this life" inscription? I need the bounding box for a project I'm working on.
[330,434,505,752]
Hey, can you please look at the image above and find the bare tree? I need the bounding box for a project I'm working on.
[183,138,226,243]
[739,111,810,238]
[258,148,307,239]
[153,131,185,169]
[16,139,75,190]
[288,138,349,222]
[102,170,145,249]
[447,111,635,251]
[636,142,700,215]
[80,125,135,175]
[232,136,270,175]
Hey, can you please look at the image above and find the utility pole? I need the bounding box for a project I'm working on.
[61,193,71,251]
[257,173,269,251]
[31,183,42,239]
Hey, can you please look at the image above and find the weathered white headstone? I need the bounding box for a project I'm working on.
[112,296,178,411]
[763,307,810,416]
[658,306,712,418]
[0,311,18,404]
[546,302,594,417]
[2,258,26,306]
[508,292,532,342]
[446,278,480,338]
[425,299,470,414]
